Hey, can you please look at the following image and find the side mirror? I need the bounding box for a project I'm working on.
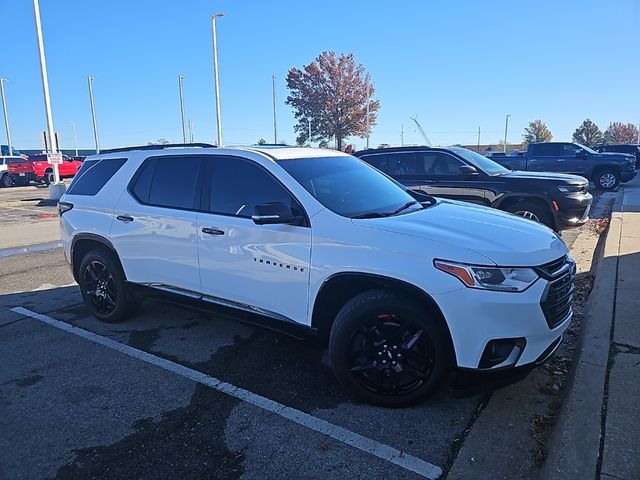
[252,202,303,226]
[459,165,480,176]
[576,150,587,159]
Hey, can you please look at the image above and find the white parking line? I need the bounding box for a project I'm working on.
[10,306,443,479]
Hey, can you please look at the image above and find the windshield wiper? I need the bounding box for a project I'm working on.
[390,200,421,216]
[352,212,388,219]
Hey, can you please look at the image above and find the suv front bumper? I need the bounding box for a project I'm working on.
[432,276,572,371]
[554,191,592,229]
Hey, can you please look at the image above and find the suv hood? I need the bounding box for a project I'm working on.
[502,170,588,184]
[353,200,567,267]
[594,152,635,162]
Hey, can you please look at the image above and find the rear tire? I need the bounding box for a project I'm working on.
[594,169,619,191]
[329,289,451,407]
[1,174,12,188]
[78,248,139,323]
[43,170,54,185]
[504,201,554,229]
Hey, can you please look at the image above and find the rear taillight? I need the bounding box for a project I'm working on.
[58,202,74,216]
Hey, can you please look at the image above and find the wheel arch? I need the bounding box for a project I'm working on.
[591,164,620,179]
[311,272,456,363]
[71,234,123,283]
[494,194,556,228]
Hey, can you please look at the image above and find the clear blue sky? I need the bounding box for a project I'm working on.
[1,0,639,150]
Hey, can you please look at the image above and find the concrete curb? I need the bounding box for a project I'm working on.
[540,190,623,480]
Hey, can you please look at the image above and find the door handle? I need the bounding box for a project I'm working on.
[201,227,225,236]
[116,214,134,223]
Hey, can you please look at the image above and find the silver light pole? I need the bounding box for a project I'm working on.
[0,78,13,156]
[211,12,225,146]
[32,0,62,197]
[87,76,99,153]
[178,74,187,143]
[272,75,278,144]
[188,119,194,143]
[503,114,510,153]
[70,121,78,157]
[308,118,311,146]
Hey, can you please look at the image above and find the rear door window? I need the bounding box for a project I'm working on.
[363,152,421,177]
[66,158,127,196]
[131,156,203,210]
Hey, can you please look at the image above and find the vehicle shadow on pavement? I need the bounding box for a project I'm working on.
[0,285,482,478]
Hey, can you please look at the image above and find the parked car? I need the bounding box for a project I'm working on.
[26,153,83,184]
[492,142,636,190]
[59,144,575,407]
[594,144,640,164]
[0,156,30,187]
[355,146,592,231]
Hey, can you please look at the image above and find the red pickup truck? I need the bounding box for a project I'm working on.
[8,154,83,185]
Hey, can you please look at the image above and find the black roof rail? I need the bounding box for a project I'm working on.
[354,145,435,155]
[99,143,217,154]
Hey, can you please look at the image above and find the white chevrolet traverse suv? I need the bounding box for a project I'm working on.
[59,144,575,407]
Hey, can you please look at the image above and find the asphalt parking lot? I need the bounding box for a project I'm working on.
[0,185,615,479]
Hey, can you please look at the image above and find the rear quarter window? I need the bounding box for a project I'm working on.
[66,158,127,196]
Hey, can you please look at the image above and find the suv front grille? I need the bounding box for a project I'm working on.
[536,256,576,329]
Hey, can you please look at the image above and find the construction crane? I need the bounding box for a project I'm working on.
[409,116,433,146]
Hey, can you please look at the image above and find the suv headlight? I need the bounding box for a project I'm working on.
[434,260,539,292]
[558,184,586,193]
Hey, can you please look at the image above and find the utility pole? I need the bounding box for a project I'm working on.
[0,78,12,156]
[272,75,278,144]
[33,0,63,198]
[637,121,640,144]
[188,119,194,143]
[400,123,404,147]
[178,74,187,143]
[477,126,481,151]
[307,118,311,146]
[70,121,78,157]
[504,114,511,153]
[87,75,99,153]
[211,13,225,146]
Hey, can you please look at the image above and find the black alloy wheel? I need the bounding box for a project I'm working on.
[82,259,118,314]
[329,289,451,407]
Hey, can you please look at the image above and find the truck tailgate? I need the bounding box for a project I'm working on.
[7,162,35,175]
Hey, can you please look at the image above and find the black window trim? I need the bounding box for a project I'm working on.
[127,153,310,227]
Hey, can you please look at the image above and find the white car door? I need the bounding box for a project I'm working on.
[196,155,312,325]
[110,155,203,294]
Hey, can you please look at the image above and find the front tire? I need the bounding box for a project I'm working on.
[594,169,619,191]
[78,248,139,323]
[43,170,54,185]
[329,289,451,407]
[504,201,554,229]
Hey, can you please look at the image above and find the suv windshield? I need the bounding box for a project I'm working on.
[278,155,422,218]
[574,143,596,154]
[448,147,510,175]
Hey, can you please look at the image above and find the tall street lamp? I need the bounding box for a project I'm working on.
[503,114,511,153]
[178,74,187,143]
[0,78,13,156]
[272,75,277,144]
[211,12,225,146]
[87,75,99,153]
[32,0,63,198]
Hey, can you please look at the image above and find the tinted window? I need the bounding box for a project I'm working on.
[364,152,421,177]
[131,158,157,204]
[563,144,579,156]
[420,152,464,176]
[533,143,563,156]
[66,158,126,196]
[209,157,296,217]
[279,156,419,218]
[147,156,202,209]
